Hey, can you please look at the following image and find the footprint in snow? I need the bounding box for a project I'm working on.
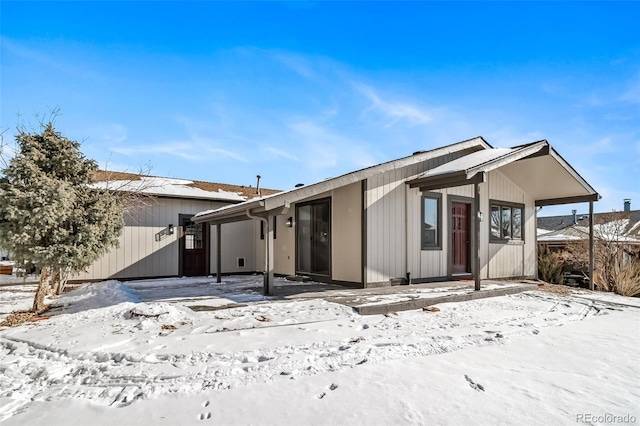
[464,375,485,392]
[197,401,211,420]
[318,383,339,399]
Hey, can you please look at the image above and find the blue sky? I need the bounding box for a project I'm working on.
[1,1,638,216]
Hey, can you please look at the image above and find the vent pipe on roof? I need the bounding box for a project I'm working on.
[256,175,261,196]
[572,209,578,225]
[624,199,631,212]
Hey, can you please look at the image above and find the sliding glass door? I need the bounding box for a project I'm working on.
[296,198,331,277]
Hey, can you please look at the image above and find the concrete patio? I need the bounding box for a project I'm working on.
[1,272,539,315]
[280,280,539,315]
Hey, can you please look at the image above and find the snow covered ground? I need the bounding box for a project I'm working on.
[0,276,638,425]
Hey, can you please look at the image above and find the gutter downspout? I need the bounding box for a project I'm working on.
[474,181,482,291]
[589,202,594,291]
[246,209,272,295]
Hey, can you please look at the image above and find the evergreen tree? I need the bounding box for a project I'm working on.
[0,123,124,312]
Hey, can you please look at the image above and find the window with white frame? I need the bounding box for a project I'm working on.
[421,193,442,250]
[490,201,523,242]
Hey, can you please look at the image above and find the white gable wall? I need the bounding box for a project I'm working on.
[75,197,257,281]
[365,150,477,285]
[485,169,536,279]
[374,163,537,285]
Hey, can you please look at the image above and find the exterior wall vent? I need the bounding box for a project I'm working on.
[237,257,245,268]
[624,199,631,212]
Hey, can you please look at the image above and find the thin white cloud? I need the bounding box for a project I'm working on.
[272,52,317,79]
[111,143,201,160]
[287,120,379,172]
[98,124,127,143]
[207,147,249,163]
[289,121,339,169]
[354,83,432,127]
[263,147,299,161]
[619,81,640,104]
[2,37,104,82]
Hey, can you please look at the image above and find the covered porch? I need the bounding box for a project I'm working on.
[407,140,600,290]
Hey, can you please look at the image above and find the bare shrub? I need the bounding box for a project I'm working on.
[538,246,564,284]
[596,259,640,297]
[557,212,640,296]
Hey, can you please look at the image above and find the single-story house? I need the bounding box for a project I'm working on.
[538,202,640,248]
[73,171,280,282]
[194,137,600,294]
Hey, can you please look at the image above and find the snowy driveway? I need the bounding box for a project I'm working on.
[0,278,638,425]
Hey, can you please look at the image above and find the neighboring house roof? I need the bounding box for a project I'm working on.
[537,210,640,244]
[92,170,280,203]
[194,136,492,223]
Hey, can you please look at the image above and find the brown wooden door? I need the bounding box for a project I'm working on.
[181,217,207,277]
[451,203,471,274]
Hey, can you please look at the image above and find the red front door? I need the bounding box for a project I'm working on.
[452,203,471,275]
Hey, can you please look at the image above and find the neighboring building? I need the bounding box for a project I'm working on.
[73,171,280,282]
[195,137,600,294]
[537,204,640,247]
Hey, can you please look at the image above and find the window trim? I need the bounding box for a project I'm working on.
[421,191,443,251]
[489,199,524,243]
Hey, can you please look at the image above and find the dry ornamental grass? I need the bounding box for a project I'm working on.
[0,310,38,327]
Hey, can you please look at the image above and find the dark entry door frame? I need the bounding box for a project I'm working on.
[448,195,474,278]
[178,214,209,277]
[295,197,332,279]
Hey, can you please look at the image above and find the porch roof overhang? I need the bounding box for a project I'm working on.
[192,136,492,224]
[407,140,600,206]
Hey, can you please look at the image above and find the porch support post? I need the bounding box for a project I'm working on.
[589,201,594,291]
[216,223,222,283]
[264,215,275,296]
[474,181,481,291]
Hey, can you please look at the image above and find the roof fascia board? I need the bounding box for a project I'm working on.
[200,215,254,225]
[147,193,246,203]
[536,194,600,206]
[197,137,490,222]
[192,200,262,223]
[412,172,485,192]
[408,170,467,189]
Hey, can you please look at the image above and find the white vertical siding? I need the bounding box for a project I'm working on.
[74,197,256,281]
[210,220,257,274]
[274,214,295,276]
[367,150,473,285]
[332,182,362,283]
[486,170,535,279]
[405,163,536,281]
[366,172,406,284]
[408,185,476,280]
[406,186,420,278]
